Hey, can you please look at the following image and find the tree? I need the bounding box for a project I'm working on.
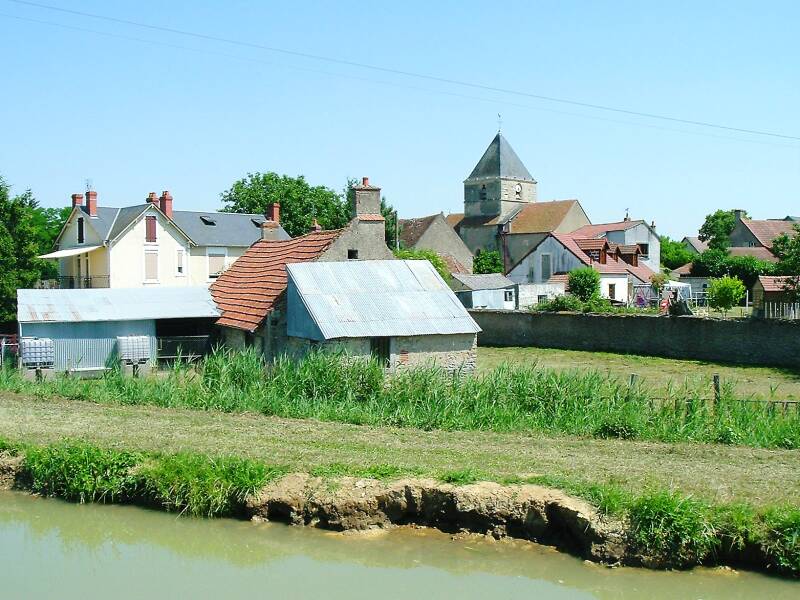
[221,172,349,238]
[698,209,746,251]
[659,235,693,270]
[473,249,503,274]
[689,249,730,277]
[772,224,800,275]
[650,272,668,295]
[707,275,745,317]
[0,177,53,322]
[393,248,450,282]
[568,268,600,302]
[689,249,773,287]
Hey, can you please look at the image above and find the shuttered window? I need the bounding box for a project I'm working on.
[208,253,226,279]
[541,254,552,281]
[176,249,185,275]
[145,216,157,243]
[144,252,158,281]
[77,218,85,244]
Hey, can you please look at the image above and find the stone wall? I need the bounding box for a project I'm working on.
[469,309,800,368]
[391,333,477,373]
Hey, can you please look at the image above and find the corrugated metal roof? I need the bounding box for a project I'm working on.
[17,286,220,323]
[451,273,515,290]
[287,260,481,340]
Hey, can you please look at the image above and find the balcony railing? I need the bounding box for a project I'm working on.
[36,276,111,289]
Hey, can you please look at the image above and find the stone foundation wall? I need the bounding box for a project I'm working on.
[469,309,800,368]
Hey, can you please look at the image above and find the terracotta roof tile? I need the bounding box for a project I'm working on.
[741,219,796,249]
[508,200,581,234]
[728,246,778,262]
[618,244,641,255]
[441,253,469,274]
[445,213,464,230]
[758,275,793,293]
[357,214,385,222]
[210,229,344,331]
[399,214,438,247]
[573,238,608,252]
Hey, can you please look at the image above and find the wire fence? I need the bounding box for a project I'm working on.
[0,335,18,369]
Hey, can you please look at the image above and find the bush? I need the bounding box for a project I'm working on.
[707,275,746,317]
[568,268,600,301]
[473,249,503,274]
[531,294,583,312]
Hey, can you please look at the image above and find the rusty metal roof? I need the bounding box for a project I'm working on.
[17,287,219,323]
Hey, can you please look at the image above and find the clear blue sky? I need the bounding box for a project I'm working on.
[1,0,798,238]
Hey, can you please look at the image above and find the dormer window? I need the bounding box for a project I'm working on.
[77,217,85,244]
[200,216,217,226]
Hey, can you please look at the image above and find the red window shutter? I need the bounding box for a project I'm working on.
[146,216,157,242]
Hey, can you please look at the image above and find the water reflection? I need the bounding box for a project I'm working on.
[0,492,797,599]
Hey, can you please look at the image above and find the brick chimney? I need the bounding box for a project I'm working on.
[146,192,159,205]
[85,190,98,217]
[71,193,84,209]
[351,176,382,218]
[159,190,173,219]
[310,218,322,232]
[265,202,280,224]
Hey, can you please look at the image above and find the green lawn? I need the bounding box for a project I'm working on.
[1,392,798,509]
[478,346,800,400]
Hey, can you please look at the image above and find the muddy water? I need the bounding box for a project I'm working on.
[0,492,797,599]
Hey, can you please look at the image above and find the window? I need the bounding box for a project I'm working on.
[479,185,487,201]
[370,337,390,367]
[504,290,513,302]
[176,249,185,275]
[145,216,157,243]
[144,251,158,282]
[208,252,226,279]
[537,294,549,304]
[541,254,552,281]
[347,249,359,260]
[608,283,616,299]
[77,218,85,244]
[638,243,649,257]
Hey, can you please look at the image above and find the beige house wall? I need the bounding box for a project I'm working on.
[189,246,248,286]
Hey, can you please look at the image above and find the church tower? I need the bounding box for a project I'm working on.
[463,133,537,219]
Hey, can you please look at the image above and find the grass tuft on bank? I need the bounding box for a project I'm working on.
[2,348,798,449]
[2,436,799,576]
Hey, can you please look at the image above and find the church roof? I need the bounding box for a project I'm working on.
[466,133,536,182]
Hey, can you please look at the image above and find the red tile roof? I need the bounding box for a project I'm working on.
[399,214,437,247]
[758,275,792,293]
[445,213,464,230]
[441,253,469,274]
[728,246,778,262]
[618,244,641,255]
[357,214,386,222]
[570,220,645,238]
[573,238,608,252]
[210,229,344,332]
[673,262,693,275]
[624,262,656,284]
[550,233,627,275]
[741,219,796,249]
[508,199,582,234]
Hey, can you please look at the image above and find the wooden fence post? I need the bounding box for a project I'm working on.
[629,373,638,387]
[713,374,721,407]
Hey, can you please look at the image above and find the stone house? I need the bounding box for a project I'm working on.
[447,133,590,270]
[210,178,394,355]
[729,210,797,257]
[284,260,480,372]
[398,213,474,273]
[40,190,288,289]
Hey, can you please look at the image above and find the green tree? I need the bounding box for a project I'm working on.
[568,267,600,302]
[698,209,746,251]
[659,235,694,270]
[473,249,503,274]
[707,275,746,317]
[650,272,668,294]
[0,177,52,322]
[221,172,349,238]
[772,224,800,275]
[393,248,450,282]
[689,249,729,277]
[689,249,773,287]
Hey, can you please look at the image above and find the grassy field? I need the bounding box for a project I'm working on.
[478,347,800,400]
[1,391,798,509]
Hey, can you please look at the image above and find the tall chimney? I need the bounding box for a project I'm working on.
[733,209,744,221]
[261,220,281,241]
[159,190,173,219]
[265,202,280,224]
[85,190,97,217]
[351,176,382,218]
[71,193,84,209]
[146,192,158,205]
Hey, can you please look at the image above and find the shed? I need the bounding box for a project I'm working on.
[17,287,219,372]
[449,273,517,310]
[285,260,481,373]
[752,276,795,317]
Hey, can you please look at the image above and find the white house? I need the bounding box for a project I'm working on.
[507,233,631,303]
[40,190,289,288]
[449,273,517,310]
[570,218,661,273]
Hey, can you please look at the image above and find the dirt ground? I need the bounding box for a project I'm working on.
[1,392,797,508]
[478,347,800,400]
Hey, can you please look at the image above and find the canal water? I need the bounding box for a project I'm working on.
[0,491,797,599]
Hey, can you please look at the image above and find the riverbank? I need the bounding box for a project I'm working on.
[1,408,799,576]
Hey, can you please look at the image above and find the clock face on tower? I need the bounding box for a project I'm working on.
[515,183,522,193]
